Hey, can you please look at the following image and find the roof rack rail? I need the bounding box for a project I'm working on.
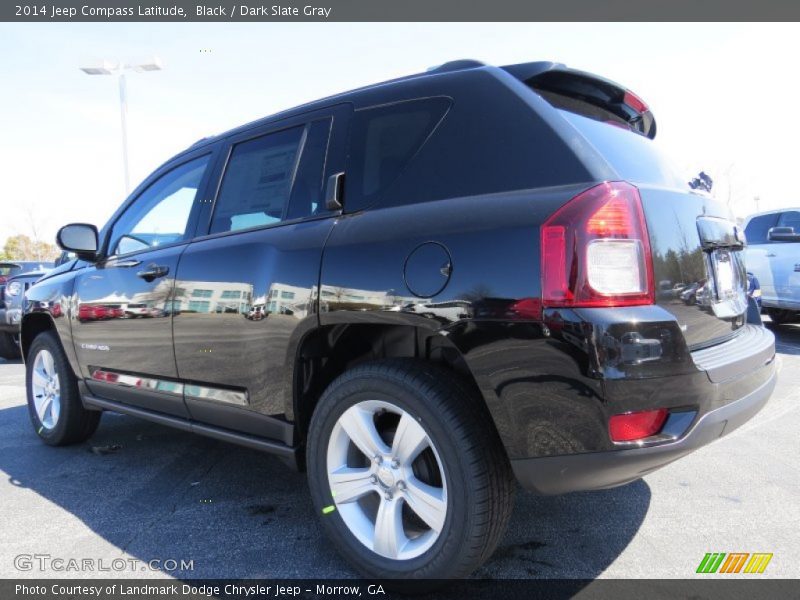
[426,59,485,74]
[190,136,212,147]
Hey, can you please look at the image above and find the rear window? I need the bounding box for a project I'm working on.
[346,97,451,212]
[744,213,779,244]
[560,110,686,189]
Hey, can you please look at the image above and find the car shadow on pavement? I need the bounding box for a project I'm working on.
[767,323,800,355]
[0,402,650,580]
[475,480,651,579]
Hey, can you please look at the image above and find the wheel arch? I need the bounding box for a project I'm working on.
[21,313,56,360]
[21,311,82,381]
[288,318,513,457]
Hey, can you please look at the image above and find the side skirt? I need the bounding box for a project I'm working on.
[81,393,301,470]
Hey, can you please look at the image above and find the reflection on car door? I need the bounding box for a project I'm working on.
[172,106,349,442]
[73,152,214,417]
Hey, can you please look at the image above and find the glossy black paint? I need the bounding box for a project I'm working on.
[23,61,776,490]
[641,187,748,349]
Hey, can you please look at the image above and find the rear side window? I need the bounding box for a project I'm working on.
[211,126,304,234]
[744,213,779,244]
[211,120,333,233]
[285,118,332,220]
[346,98,450,212]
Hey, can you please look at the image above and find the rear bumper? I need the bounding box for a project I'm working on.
[511,357,776,495]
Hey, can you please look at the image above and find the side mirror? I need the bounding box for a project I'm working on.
[767,226,800,242]
[325,172,345,211]
[56,223,99,261]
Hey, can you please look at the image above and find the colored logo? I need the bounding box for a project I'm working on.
[696,552,773,574]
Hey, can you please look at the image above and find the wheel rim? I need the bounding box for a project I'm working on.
[326,400,448,561]
[31,349,61,430]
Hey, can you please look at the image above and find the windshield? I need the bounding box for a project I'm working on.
[0,262,53,277]
[0,264,22,277]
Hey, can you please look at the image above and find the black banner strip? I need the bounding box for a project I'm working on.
[4,0,800,22]
[3,579,800,600]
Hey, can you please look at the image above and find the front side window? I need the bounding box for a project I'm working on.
[109,155,210,256]
[744,213,779,245]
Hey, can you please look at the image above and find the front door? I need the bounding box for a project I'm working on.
[73,153,214,417]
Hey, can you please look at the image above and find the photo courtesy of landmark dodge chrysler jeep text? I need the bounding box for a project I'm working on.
[21,60,776,582]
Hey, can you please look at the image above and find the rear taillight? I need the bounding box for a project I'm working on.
[609,408,668,442]
[541,181,654,308]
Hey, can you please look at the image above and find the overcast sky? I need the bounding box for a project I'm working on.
[1,22,798,246]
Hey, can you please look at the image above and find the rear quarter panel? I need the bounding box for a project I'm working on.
[319,184,596,457]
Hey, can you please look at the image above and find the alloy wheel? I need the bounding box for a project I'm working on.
[326,400,448,561]
[31,349,61,430]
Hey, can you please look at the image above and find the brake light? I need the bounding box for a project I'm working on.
[609,408,668,442]
[541,181,654,308]
[623,90,648,114]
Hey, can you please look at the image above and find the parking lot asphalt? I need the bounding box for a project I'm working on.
[0,323,798,581]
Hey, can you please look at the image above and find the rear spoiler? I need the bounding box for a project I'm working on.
[502,61,657,139]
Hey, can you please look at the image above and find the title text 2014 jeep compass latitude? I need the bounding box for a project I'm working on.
[22,60,776,580]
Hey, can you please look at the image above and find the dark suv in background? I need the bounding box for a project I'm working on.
[21,60,775,581]
[0,261,54,359]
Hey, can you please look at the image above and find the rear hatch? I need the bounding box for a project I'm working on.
[510,63,748,349]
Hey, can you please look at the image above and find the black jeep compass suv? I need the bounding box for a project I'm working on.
[22,60,776,580]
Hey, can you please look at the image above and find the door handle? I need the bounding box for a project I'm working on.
[137,264,169,282]
[766,253,777,258]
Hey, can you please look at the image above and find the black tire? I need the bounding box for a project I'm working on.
[26,331,101,446]
[0,332,21,360]
[766,308,798,325]
[307,359,515,583]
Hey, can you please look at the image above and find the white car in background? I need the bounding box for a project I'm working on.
[744,208,800,324]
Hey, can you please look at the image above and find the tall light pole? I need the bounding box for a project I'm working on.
[80,57,163,195]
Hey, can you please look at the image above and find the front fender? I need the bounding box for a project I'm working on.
[21,272,78,374]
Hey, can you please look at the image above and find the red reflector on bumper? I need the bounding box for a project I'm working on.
[609,409,668,442]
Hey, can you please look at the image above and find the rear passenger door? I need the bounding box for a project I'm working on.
[172,105,350,440]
